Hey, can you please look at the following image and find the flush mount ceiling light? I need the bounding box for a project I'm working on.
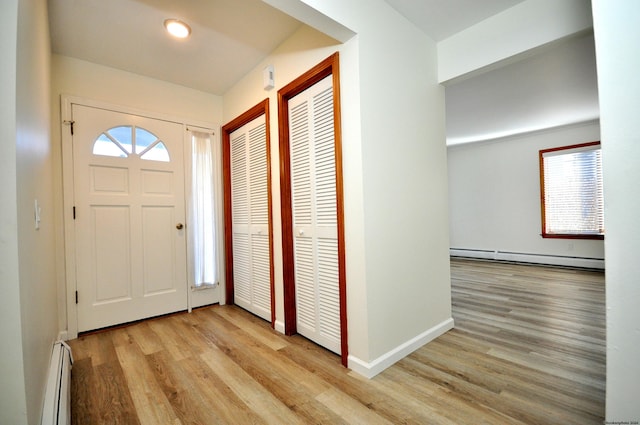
[164,19,191,39]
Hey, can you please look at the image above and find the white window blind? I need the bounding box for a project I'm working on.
[540,142,604,238]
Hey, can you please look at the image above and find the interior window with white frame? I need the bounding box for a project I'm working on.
[539,141,604,239]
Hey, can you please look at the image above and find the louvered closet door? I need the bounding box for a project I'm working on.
[230,115,271,321]
[289,75,341,354]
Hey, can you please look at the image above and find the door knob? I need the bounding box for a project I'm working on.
[176,223,184,230]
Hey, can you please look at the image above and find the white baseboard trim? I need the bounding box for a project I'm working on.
[348,317,454,379]
[57,331,69,342]
[450,248,605,269]
[274,320,285,334]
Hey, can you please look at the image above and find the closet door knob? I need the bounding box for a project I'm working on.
[176,223,184,230]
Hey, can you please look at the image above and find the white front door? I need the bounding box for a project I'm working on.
[72,104,188,332]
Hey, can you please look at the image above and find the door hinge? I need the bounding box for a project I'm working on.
[73,206,76,220]
[75,291,78,304]
[63,120,75,135]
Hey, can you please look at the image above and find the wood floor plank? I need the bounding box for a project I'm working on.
[86,331,119,366]
[277,337,416,424]
[315,388,393,425]
[378,361,526,425]
[192,309,343,424]
[164,313,217,353]
[403,349,600,425]
[147,317,203,361]
[68,336,94,362]
[125,322,164,356]
[199,346,306,425]
[111,328,181,425]
[179,355,267,425]
[213,306,290,351]
[92,361,142,425]
[70,354,141,425]
[70,258,605,424]
[200,308,333,397]
[370,365,475,425]
[146,349,228,425]
[429,330,604,400]
[70,358,99,425]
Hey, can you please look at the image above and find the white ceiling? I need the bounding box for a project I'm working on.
[383,0,526,41]
[49,0,303,95]
[49,0,526,96]
[48,0,597,143]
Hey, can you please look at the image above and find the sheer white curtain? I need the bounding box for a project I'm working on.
[189,130,217,289]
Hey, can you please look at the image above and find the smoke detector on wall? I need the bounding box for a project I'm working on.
[263,65,275,90]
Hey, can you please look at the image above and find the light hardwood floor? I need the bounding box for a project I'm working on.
[69,258,605,424]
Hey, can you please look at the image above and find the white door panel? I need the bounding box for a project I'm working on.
[230,115,271,321]
[73,104,188,332]
[141,206,177,294]
[289,75,341,354]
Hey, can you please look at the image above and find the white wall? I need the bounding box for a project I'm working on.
[16,0,59,421]
[448,121,604,266]
[0,1,29,423]
[438,0,593,83]
[592,0,640,420]
[223,24,373,364]
[351,1,452,365]
[51,55,223,334]
[51,55,223,122]
[446,33,599,145]
[248,0,452,376]
[0,0,59,423]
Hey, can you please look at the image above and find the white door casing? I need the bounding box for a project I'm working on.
[229,115,272,321]
[288,75,341,354]
[72,104,188,332]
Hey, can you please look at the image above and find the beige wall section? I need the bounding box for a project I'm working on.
[448,121,604,262]
[222,25,370,361]
[438,0,594,83]
[236,0,452,375]
[52,55,223,122]
[346,1,451,364]
[2,0,59,423]
[592,0,640,420]
[0,2,29,424]
[51,54,223,335]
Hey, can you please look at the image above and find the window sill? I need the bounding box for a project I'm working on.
[541,233,604,240]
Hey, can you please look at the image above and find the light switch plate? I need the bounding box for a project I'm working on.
[34,199,41,230]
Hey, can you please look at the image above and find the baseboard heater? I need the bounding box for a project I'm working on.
[41,341,73,425]
[450,248,605,269]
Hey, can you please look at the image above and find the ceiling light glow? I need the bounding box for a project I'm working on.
[164,19,191,39]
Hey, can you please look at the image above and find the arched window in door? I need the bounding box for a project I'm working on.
[92,125,170,162]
